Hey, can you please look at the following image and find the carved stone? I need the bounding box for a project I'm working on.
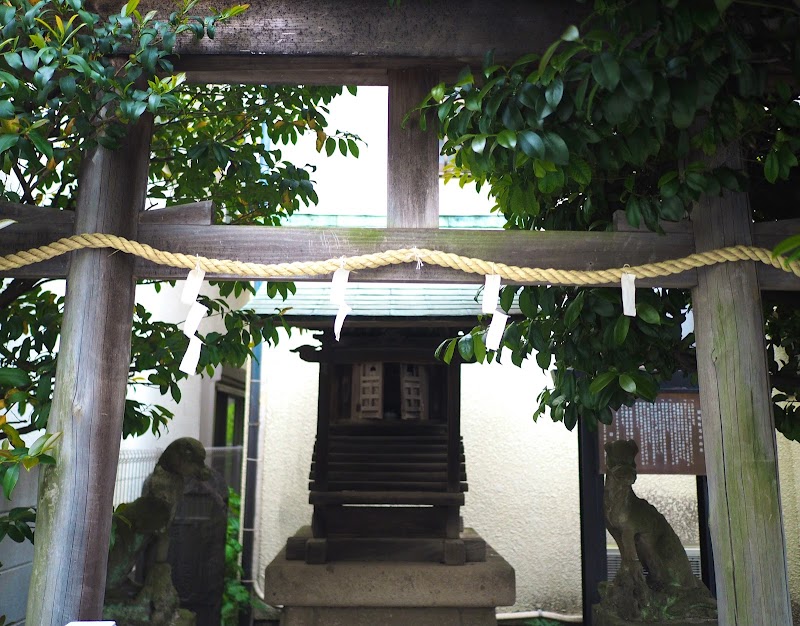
[104,438,211,625]
[593,440,717,625]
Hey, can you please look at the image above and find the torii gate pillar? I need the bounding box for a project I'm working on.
[691,144,792,624]
[27,116,153,625]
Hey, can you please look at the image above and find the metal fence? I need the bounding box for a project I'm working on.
[206,445,244,494]
[113,448,161,507]
[113,445,244,507]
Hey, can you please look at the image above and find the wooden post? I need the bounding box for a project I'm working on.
[387,68,439,228]
[691,144,792,624]
[27,116,153,625]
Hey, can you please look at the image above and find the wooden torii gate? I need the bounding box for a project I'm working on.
[2,2,796,624]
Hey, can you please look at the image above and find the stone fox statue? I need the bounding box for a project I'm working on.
[599,439,716,622]
[106,437,212,593]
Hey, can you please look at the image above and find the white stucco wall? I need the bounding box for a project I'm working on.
[459,358,582,613]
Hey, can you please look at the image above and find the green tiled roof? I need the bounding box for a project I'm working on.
[250,282,521,317]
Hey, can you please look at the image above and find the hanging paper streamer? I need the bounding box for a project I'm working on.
[183,302,208,338]
[621,273,637,317]
[0,219,17,230]
[485,311,509,351]
[181,262,205,305]
[330,267,350,305]
[411,247,424,270]
[179,335,203,375]
[482,273,502,314]
[66,623,117,626]
[334,303,352,342]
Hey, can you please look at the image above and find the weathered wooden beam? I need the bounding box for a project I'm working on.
[0,224,697,285]
[691,144,792,625]
[388,68,439,228]
[0,200,73,224]
[138,200,215,225]
[26,118,153,624]
[145,0,587,84]
[2,222,799,288]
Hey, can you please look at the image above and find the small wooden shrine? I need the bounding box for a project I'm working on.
[287,327,485,565]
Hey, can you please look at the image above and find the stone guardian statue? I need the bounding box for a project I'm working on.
[593,439,717,625]
[104,437,212,626]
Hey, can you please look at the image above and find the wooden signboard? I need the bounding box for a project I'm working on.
[599,392,706,475]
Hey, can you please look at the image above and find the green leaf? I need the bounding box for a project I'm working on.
[568,158,592,186]
[621,59,653,101]
[471,136,487,154]
[536,349,551,369]
[59,74,77,99]
[658,170,680,198]
[591,52,620,91]
[0,134,18,155]
[518,131,545,159]
[602,88,634,125]
[519,289,537,318]
[457,334,474,361]
[0,100,12,119]
[773,234,800,260]
[619,373,637,393]
[564,292,585,328]
[629,372,658,402]
[497,129,517,149]
[0,367,31,388]
[473,332,486,362]
[636,303,661,325]
[347,139,359,158]
[613,315,630,345]
[660,195,685,221]
[542,132,569,165]
[2,464,20,499]
[671,80,698,129]
[499,285,517,312]
[545,77,564,109]
[431,82,446,102]
[443,338,457,364]
[625,196,641,229]
[502,103,524,131]
[589,371,617,395]
[765,151,780,184]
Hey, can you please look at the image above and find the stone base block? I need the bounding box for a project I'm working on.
[280,607,496,626]
[265,528,514,624]
[285,525,486,564]
[592,605,718,626]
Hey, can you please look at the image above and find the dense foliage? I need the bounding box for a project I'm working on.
[0,0,358,503]
[429,0,800,437]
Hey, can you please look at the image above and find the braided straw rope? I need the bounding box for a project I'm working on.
[1,232,799,285]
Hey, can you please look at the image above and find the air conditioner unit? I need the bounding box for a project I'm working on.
[606,547,703,581]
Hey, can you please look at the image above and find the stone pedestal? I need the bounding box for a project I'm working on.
[264,528,514,626]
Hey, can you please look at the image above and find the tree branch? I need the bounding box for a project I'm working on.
[0,279,40,312]
[11,162,36,204]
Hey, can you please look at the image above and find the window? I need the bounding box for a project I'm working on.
[213,366,246,447]
[340,362,444,422]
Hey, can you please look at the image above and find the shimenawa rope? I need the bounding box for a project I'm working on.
[1,232,798,285]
